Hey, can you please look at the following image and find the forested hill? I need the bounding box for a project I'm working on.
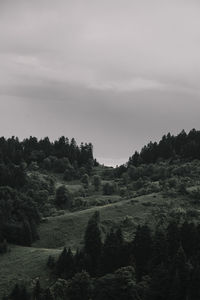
[0,136,96,247]
[128,129,200,167]
[0,136,94,169]
[0,136,95,188]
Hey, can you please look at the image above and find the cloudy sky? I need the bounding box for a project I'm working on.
[0,0,200,165]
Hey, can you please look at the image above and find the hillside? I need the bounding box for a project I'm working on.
[2,186,200,298]
[0,245,61,298]
[33,192,191,250]
[2,131,200,299]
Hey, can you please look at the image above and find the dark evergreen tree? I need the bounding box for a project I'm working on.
[170,246,189,300]
[133,225,152,280]
[151,230,168,269]
[67,271,92,300]
[167,222,180,260]
[55,247,75,279]
[84,211,102,275]
[100,227,124,275]
[180,221,197,258]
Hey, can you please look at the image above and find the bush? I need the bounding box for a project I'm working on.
[81,174,90,189]
[93,175,101,191]
[55,185,72,209]
[103,183,116,195]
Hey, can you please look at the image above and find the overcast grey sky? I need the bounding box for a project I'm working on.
[0,0,200,166]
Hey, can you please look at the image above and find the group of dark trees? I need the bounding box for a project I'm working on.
[0,186,40,246]
[0,136,95,247]
[0,136,95,183]
[0,136,93,167]
[52,215,200,300]
[8,212,200,299]
[116,129,200,177]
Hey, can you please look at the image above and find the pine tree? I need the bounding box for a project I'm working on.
[55,247,67,276]
[167,222,180,260]
[100,228,124,275]
[133,225,152,280]
[171,246,189,300]
[55,247,75,279]
[180,221,197,258]
[151,230,168,269]
[64,248,75,279]
[84,211,102,275]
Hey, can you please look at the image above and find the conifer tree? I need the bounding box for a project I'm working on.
[151,230,168,269]
[55,247,75,279]
[167,222,180,259]
[100,227,124,275]
[84,211,102,275]
[133,225,152,280]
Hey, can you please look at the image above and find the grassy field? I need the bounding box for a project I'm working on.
[0,245,61,298]
[33,192,187,250]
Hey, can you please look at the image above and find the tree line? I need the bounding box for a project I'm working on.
[7,212,200,299]
[0,136,93,167]
[117,129,200,174]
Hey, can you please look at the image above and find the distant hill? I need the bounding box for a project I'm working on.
[128,129,200,166]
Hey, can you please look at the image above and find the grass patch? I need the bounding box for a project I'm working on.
[0,245,61,298]
[33,193,170,250]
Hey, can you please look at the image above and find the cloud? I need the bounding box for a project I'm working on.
[1,0,200,94]
[89,78,166,92]
[0,0,200,164]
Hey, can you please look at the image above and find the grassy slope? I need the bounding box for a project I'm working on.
[1,165,197,298]
[0,245,61,298]
[33,192,186,250]
[0,191,194,298]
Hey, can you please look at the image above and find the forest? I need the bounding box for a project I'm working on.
[1,130,200,299]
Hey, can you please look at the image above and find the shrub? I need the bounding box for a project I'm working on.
[55,185,72,209]
[103,183,115,195]
[93,175,101,191]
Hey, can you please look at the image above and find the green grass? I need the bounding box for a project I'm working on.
[0,245,61,298]
[33,192,178,250]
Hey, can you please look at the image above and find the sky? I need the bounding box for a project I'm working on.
[0,0,200,166]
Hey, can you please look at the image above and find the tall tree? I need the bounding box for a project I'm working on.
[133,225,152,280]
[84,211,102,275]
